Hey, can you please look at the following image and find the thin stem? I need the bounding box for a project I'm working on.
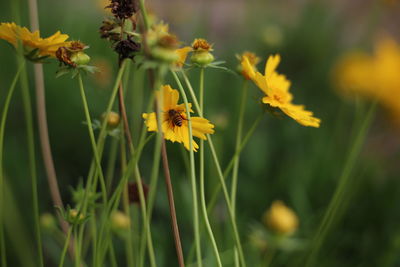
[0,63,24,267]
[231,80,247,212]
[208,114,262,213]
[199,69,223,267]
[20,60,44,267]
[179,70,247,267]
[58,227,73,267]
[120,133,135,267]
[118,82,134,152]
[27,0,72,254]
[161,141,185,267]
[77,74,108,204]
[138,0,150,30]
[171,71,202,266]
[305,102,377,267]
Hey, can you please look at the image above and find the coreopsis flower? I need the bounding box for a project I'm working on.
[142,85,215,151]
[334,37,400,124]
[237,51,260,80]
[242,54,321,127]
[0,22,69,60]
[190,38,215,66]
[263,201,299,235]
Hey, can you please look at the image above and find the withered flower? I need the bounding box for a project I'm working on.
[99,19,121,42]
[106,0,139,19]
[114,36,141,61]
[56,41,88,67]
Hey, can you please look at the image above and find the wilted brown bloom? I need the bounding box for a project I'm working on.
[106,0,139,19]
[128,181,149,204]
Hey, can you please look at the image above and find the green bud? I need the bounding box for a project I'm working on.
[71,52,91,66]
[101,111,120,129]
[190,51,214,66]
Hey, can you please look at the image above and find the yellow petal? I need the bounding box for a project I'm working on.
[241,56,256,80]
[265,54,281,78]
[175,46,192,67]
[280,104,321,128]
[159,85,180,111]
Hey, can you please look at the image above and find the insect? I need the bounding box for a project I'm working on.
[168,109,185,127]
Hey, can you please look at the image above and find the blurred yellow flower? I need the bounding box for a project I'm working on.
[142,85,215,151]
[263,200,298,235]
[111,211,131,230]
[334,37,400,124]
[242,54,321,127]
[0,22,70,58]
[237,51,260,80]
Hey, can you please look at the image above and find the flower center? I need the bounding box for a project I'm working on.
[168,109,184,127]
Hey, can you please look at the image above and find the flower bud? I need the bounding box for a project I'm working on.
[102,111,121,129]
[190,51,214,66]
[263,201,298,235]
[68,209,85,224]
[111,211,131,230]
[71,52,91,66]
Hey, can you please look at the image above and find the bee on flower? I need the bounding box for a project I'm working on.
[142,85,215,151]
[0,22,70,61]
[241,53,321,127]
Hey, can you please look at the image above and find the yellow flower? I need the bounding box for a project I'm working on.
[142,85,215,151]
[242,54,321,127]
[237,51,260,80]
[263,200,299,235]
[0,22,70,57]
[334,37,400,124]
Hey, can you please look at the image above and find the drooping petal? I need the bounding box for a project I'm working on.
[175,46,192,67]
[190,117,215,140]
[280,104,321,128]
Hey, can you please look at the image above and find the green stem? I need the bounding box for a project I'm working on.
[76,60,127,266]
[208,114,262,214]
[59,226,73,267]
[0,63,24,267]
[78,74,108,204]
[139,0,150,30]
[231,80,247,212]
[20,60,44,267]
[305,102,376,267]
[106,138,119,193]
[179,70,247,267]
[231,80,248,267]
[120,133,135,267]
[199,69,222,266]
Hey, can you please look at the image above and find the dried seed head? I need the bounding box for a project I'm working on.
[107,0,139,19]
[191,38,213,52]
[114,37,141,61]
[99,19,121,41]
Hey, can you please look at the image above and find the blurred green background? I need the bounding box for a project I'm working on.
[1,0,400,266]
